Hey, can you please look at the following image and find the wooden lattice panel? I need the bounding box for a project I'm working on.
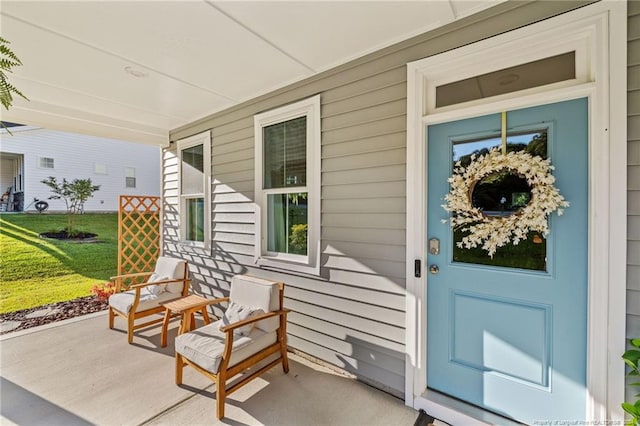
[118,195,161,283]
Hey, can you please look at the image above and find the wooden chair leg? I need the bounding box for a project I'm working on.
[189,312,196,331]
[179,312,194,335]
[175,354,184,385]
[216,377,226,419]
[280,341,289,373]
[279,319,289,373]
[161,308,171,348]
[108,307,115,329]
[201,307,210,325]
[127,315,135,344]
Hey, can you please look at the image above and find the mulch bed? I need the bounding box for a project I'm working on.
[39,231,98,241]
[0,296,108,335]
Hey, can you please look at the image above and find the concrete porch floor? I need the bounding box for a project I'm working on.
[0,312,418,426]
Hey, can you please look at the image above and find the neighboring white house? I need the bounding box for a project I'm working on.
[0,124,160,212]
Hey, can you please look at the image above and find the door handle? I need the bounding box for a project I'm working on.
[429,264,439,274]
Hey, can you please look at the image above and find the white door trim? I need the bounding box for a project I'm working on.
[404,2,627,423]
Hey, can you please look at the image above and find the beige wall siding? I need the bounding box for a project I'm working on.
[163,0,596,396]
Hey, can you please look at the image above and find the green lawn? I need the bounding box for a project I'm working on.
[0,213,118,314]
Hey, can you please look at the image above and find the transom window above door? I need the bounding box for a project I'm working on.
[436,52,576,108]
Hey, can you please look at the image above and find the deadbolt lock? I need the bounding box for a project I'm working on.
[429,238,440,255]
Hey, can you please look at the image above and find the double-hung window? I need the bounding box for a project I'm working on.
[39,157,54,169]
[177,131,211,247]
[124,167,136,188]
[254,95,320,274]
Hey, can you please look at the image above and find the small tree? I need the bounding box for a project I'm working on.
[41,177,100,236]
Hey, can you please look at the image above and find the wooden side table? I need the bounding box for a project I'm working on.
[160,295,212,347]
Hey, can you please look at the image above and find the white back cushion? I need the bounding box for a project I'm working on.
[154,256,187,293]
[147,272,169,295]
[219,302,265,336]
[230,275,280,333]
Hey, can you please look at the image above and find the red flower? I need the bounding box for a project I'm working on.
[91,282,116,302]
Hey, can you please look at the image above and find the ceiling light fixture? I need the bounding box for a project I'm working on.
[498,73,519,86]
[124,66,148,78]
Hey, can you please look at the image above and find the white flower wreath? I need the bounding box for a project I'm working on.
[443,147,569,257]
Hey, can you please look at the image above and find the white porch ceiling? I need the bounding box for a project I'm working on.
[1,1,500,145]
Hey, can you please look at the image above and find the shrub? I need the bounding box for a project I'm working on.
[622,338,640,425]
[91,282,116,302]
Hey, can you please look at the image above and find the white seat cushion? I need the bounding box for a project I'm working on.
[109,287,179,314]
[175,320,277,374]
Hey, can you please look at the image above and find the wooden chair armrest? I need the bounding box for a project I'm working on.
[111,272,154,292]
[219,309,289,333]
[110,272,152,281]
[126,279,191,312]
[204,296,230,306]
[128,278,191,290]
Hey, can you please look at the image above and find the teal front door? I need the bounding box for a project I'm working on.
[426,98,588,423]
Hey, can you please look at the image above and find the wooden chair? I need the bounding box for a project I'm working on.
[175,275,290,419]
[108,256,190,343]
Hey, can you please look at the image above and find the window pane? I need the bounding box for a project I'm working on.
[436,52,575,108]
[40,157,54,169]
[94,163,107,175]
[267,192,307,255]
[181,144,204,194]
[125,177,136,188]
[264,116,306,189]
[452,130,548,271]
[185,197,204,242]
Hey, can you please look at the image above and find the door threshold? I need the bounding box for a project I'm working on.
[415,389,524,426]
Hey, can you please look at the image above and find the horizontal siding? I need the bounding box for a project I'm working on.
[322,99,406,131]
[323,181,405,200]
[163,0,595,397]
[629,266,640,291]
[323,148,406,173]
[322,67,407,104]
[322,116,406,145]
[322,164,406,186]
[323,132,406,158]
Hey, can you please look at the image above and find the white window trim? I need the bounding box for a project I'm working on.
[38,156,54,169]
[254,94,321,275]
[177,131,211,249]
[405,2,626,424]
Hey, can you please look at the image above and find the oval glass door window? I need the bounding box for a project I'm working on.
[471,171,532,217]
[452,128,548,271]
